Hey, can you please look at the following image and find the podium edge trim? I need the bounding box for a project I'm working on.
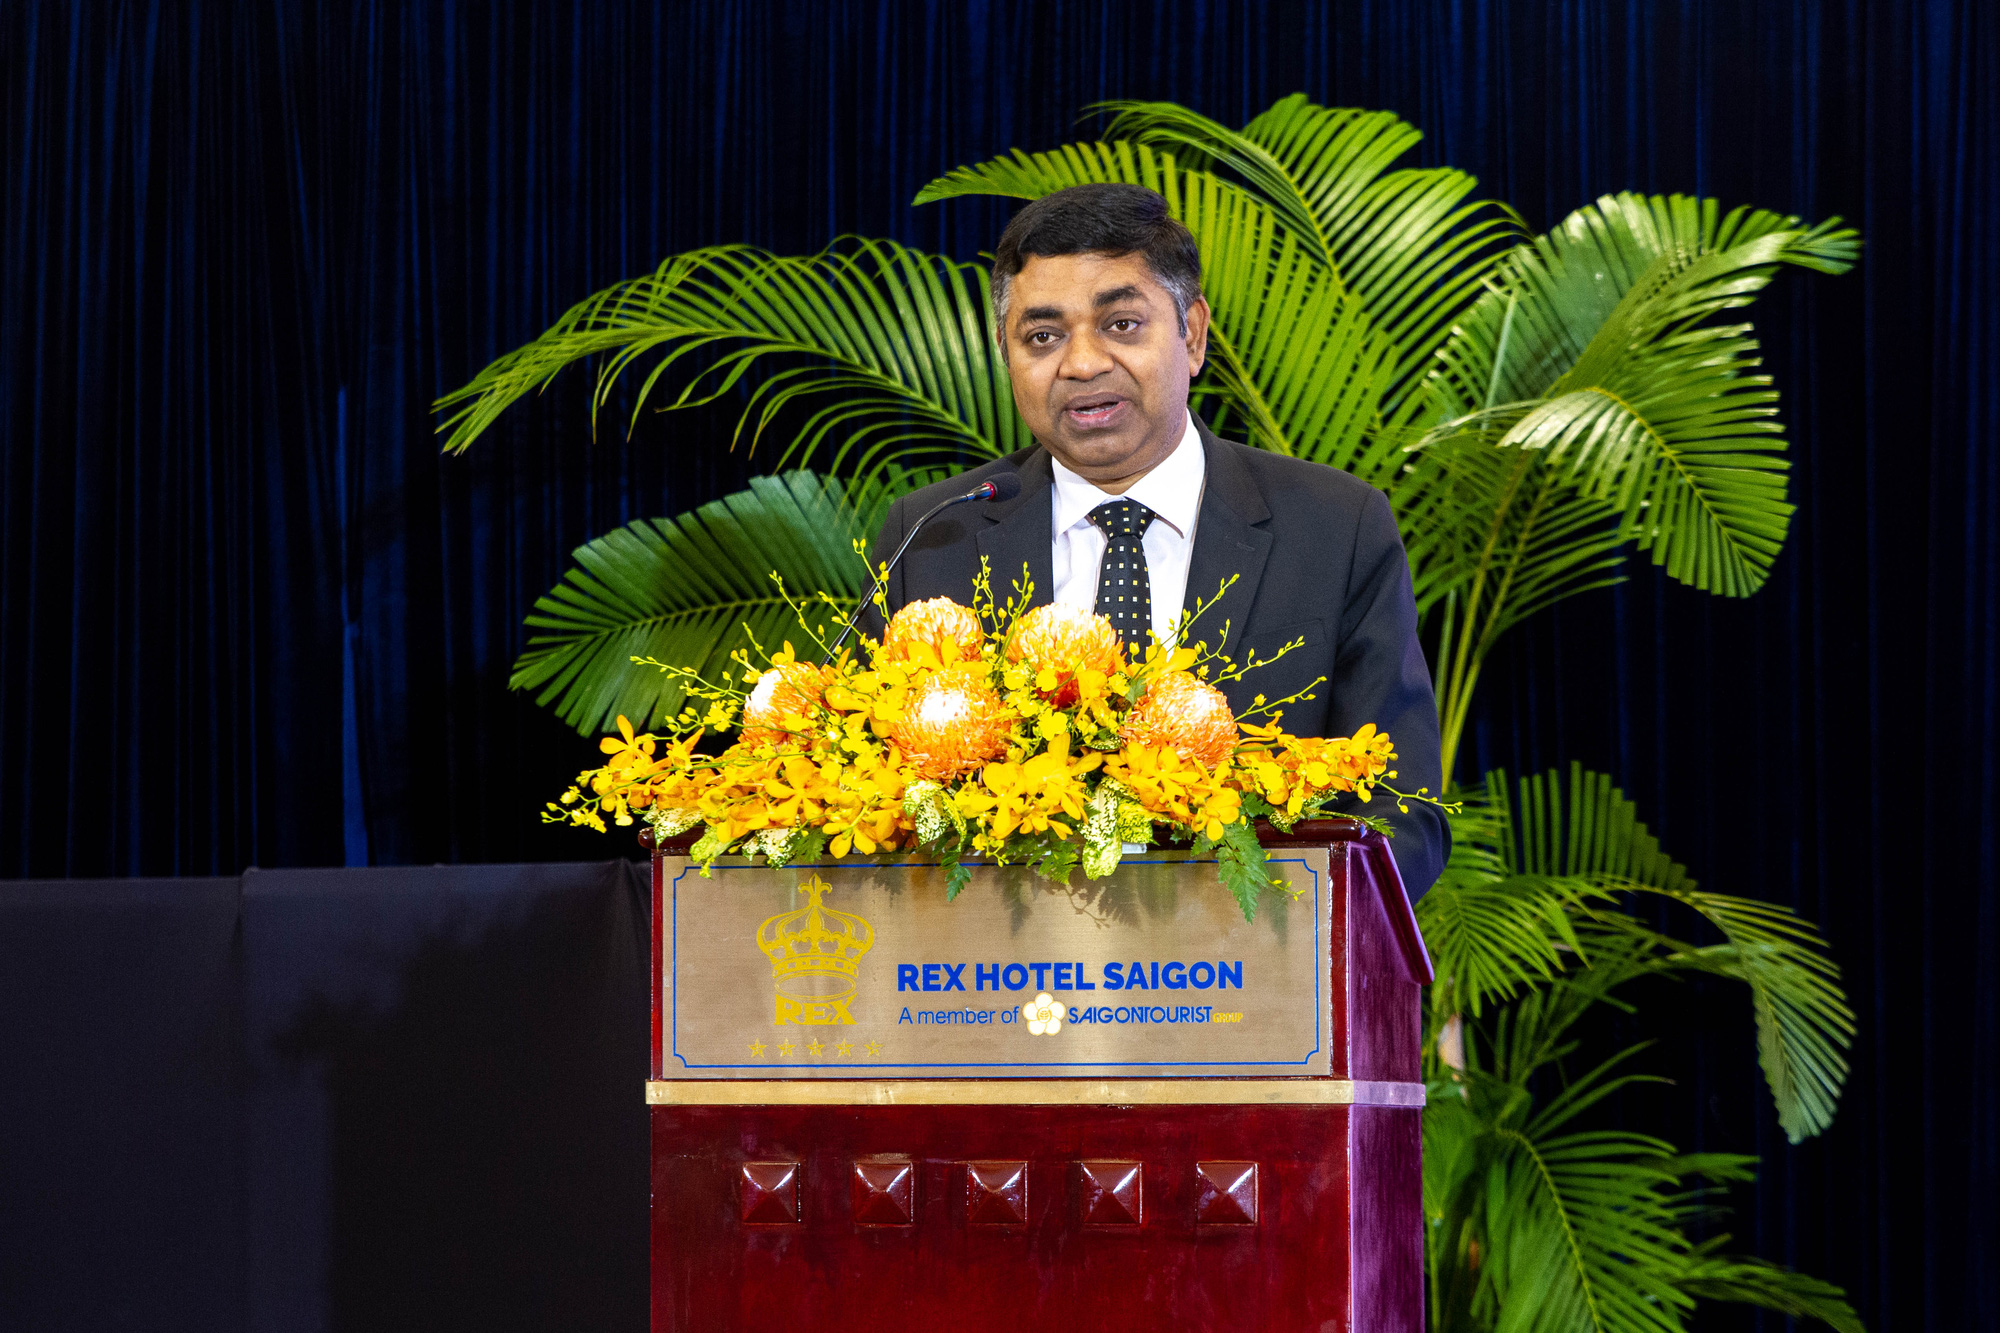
[644,1078,1426,1107]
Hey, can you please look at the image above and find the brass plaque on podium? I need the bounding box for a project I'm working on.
[656,850,1333,1080]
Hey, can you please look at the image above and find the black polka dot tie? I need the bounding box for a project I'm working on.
[1087,498,1156,655]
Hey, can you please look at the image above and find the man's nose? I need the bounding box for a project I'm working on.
[1057,330,1114,380]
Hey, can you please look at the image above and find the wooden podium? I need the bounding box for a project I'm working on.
[645,819,1431,1331]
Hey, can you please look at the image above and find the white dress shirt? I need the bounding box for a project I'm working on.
[1049,414,1207,650]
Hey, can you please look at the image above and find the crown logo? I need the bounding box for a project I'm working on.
[754,875,875,1025]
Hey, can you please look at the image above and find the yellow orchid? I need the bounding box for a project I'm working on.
[1105,743,1221,823]
[542,592,1439,909]
[597,714,657,766]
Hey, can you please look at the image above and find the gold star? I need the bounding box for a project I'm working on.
[807,1038,824,1058]
[835,1040,852,1057]
[747,1039,766,1057]
[778,1040,796,1057]
[864,1040,883,1056]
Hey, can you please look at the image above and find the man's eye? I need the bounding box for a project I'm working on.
[1108,318,1140,333]
[1027,330,1058,345]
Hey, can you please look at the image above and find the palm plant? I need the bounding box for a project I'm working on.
[1420,764,1860,1331]
[436,95,1861,1331]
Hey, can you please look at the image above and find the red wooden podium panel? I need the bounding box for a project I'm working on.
[651,1102,1422,1330]
[647,821,1429,1332]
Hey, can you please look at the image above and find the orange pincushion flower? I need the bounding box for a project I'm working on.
[1120,670,1237,769]
[1006,604,1123,705]
[883,597,984,663]
[888,667,1013,780]
[740,662,824,745]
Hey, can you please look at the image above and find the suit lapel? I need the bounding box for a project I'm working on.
[975,449,1057,610]
[1181,420,1272,661]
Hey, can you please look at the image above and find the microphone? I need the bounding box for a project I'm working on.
[821,473,1022,663]
[972,474,1024,503]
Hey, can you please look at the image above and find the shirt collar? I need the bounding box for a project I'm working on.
[1049,413,1206,538]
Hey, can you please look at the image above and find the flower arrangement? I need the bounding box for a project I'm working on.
[547,566,1443,920]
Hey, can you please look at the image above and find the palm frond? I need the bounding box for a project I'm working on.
[1417,868,1592,1020]
[435,241,1022,493]
[1482,946,1668,1087]
[1679,1247,1867,1333]
[1427,193,1860,598]
[511,470,926,735]
[1199,223,1407,478]
[1430,1045,1865,1333]
[1420,777,1595,1018]
[917,138,1409,479]
[1485,1129,1694,1333]
[1434,1056,1700,1333]
[1426,1049,1865,1333]
[1493,763,1853,1141]
[1424,769,1687,1027]
[1500,762,1693,890]
[1092,95,1519,389]
[1398,435,1631,637]
[1608,894,1854,1143]
[913,138,1184,206]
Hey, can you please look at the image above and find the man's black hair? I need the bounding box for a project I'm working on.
[990,183,1203,334]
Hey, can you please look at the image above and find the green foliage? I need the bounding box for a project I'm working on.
[436,240,1024,492]
[443,107,1852,783]
[1008,829,1081,889]
[1093,96,1520,398]
[1421,194,1859,597]
[1677,1249,1866,1333]
[941,849,973,902]
[1425,1048,1698,1333]
[511,469,928,734]
[1420,767,1859,1331]
[1425,764,1853,1141]
[744,826,827,869]
[1425,1021,1861,1333]
[1410,195,1858,775]
[920,96,1518,404]
[915,97,1517,477]
[922,135,1398,474]
[435,95,1863,1332]
[1192,816,1280,921]
[916,122,1855,782]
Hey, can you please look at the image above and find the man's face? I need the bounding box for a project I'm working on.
[1000,251,1210,492]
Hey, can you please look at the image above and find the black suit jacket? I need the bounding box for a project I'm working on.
[868,417,1449,898]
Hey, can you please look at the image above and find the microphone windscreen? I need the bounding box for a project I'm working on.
[982,473,1023,502]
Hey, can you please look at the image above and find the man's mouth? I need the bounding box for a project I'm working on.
[1062,395,1128,428]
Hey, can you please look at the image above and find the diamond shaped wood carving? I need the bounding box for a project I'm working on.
[740,1161,801,1224]
[851,1158,915,1225]
[964,1161,1028,1225]
[1195,1161,1258,1225]
[1077,1161,1143,1225]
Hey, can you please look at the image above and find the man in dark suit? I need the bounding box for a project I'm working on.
[869,184,1448,897]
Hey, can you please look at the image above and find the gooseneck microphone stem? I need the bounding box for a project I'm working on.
[820,476,1016,664]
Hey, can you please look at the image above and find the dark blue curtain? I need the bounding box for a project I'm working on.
[3,1,1993,1329]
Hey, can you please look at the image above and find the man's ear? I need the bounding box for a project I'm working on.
[1183,296,1212,377]
[993,318,1010,363]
